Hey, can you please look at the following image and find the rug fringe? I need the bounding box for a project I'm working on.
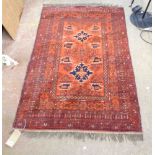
[6,128,143,148]
[43,3,123,8]
[23,131,143,143]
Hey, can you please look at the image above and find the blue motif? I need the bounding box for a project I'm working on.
[70,63,93,82]
[74,31,91,42]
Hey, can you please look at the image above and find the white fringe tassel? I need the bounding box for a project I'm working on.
[23,131,143,143]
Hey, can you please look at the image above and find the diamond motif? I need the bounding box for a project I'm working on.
[74,31,91,42]
[70,63,93,83]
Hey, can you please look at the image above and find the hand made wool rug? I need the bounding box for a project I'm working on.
[13,5,142,141]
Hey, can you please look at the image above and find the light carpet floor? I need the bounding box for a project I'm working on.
[2,0,152,155]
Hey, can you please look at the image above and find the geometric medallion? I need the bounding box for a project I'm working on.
[70,63,93,83]
[74,30,91,42]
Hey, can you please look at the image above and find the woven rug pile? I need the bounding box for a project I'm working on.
[13,5,142,141]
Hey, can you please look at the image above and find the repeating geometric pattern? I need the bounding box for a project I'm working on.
[13,6,142,132]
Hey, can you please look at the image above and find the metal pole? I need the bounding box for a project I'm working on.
[129,0,135,7]
[142,0,151,18]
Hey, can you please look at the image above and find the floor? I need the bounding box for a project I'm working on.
[2,0,152,155]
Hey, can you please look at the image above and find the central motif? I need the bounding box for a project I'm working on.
[74,31,91,42]
[70,63,93,83]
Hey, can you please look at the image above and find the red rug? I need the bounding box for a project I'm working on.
[13,5,142,139]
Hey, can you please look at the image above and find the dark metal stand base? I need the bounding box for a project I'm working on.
[130,12,152,29]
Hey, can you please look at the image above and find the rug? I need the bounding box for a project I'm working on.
[13,5,142,141]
